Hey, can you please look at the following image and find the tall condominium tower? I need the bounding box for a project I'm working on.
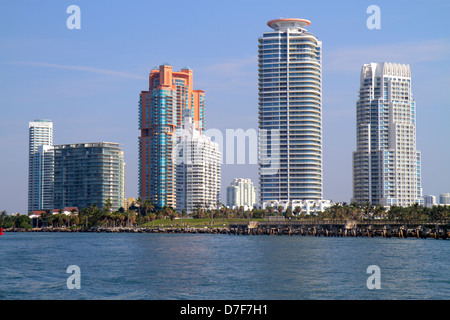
[28,119,54,212]
[139,64,205,208]
[175,111,221,213]
[258,18,323,206]
[226,178,257,209]
[352,63,422,207]
[53,142,125,211]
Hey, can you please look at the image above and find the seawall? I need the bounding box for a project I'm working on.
[3,221,450,239]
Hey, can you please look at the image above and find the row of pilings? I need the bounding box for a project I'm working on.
[228,223,450,239]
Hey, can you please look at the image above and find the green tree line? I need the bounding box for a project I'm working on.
[1,201,449,230]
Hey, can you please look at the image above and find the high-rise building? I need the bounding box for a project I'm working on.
[226,178,257,209]
[258,18,323,206]
[175,111,221,213]
[139,64,205,209]
[28,119,54,212]
[37,145,55,211]
[352,63,422,207]
[53,142,125,211]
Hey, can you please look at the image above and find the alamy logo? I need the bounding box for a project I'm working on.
[66,5,81,30]
[66,265,81,289]
[366,265,381,290]
[366,5,381,30]
[172,126,280,174]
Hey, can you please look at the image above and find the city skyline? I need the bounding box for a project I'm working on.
[1,1,450,214]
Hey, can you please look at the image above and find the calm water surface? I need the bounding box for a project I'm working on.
[0,232,448,300]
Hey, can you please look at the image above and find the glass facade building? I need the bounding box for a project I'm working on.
[53,142,125,211]
[258,18,323,204]
[139,65,205,209]
[352,63,422,207]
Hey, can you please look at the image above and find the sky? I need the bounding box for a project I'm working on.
[0,0,449,214]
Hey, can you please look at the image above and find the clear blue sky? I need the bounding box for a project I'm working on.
[1,0,449,214]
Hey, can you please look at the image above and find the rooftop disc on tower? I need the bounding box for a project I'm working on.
[267,18,311,30]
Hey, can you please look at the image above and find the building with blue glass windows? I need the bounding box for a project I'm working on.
[53,142,125,211]
[258,18,324,210]
[352,62,423,207]
[139,65,205,209]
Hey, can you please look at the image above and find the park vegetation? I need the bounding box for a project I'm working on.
[1,200,449,230]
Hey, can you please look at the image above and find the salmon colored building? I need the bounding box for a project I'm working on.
[139,64,205,208]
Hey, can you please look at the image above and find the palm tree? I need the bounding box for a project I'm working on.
[142,200,154,217]
[179,209,187,226]
[194,206,204,219]
[237,206,244,219]
[225,207,231,222]
[149,213,156,227]
[277,206,284,215]
[362,202,373,219]
[261,209,268,220]
[41,210,52,227]
[284,207,292,220]
[54,214,63,228]
[161,206,176,225]
[135,197,142,212]
[373,205,386,219]
[103,198,113,214]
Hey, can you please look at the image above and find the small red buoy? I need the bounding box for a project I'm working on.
[0,227,4,235]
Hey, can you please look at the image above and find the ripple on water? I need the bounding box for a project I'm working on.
[0,233,448,299]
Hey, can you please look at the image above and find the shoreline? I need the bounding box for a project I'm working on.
[2,225,449,239]
[2,226,229,234]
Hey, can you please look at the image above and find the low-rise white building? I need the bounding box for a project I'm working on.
[440,193,450,205]
[423,195,437,208]
[261,199,332,215]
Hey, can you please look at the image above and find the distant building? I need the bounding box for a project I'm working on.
[28,119,54,213]
[53,142,125,211]
[423,195,437,208]
[29,207,79,228]
[226,178,256,210]
[123,197,136,211]
[440,193,450,205]
[175,111,221,213]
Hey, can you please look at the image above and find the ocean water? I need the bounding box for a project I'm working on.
[0,232,448,300]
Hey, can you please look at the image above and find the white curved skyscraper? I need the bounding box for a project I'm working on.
[352,62,422,207]
[258,18,323,205]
